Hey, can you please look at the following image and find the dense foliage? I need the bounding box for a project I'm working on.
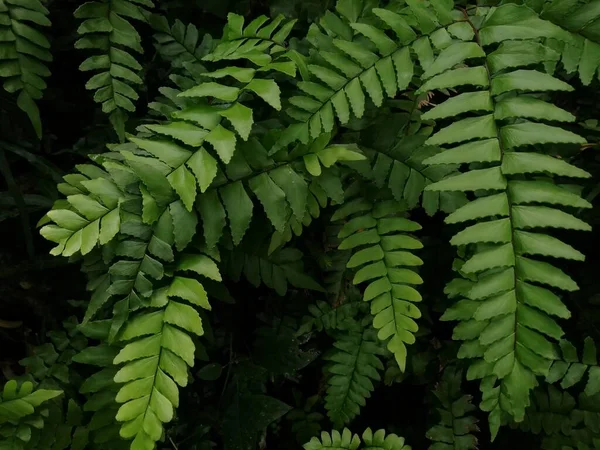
[2,0,600,448]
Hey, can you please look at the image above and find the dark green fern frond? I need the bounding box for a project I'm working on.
[223,243,323,296]
[422,4,590,430]
[547,338,600,396]
[0,380,62,450]
[0,0,52,137]
[74,0,153,140]
[533,0,600,85]
[518,386,600,450]
[150,15,211,71]
[278,0,458,147]
[297,300,362,335]
[204,13,296,66]
[427,366,478,450]
[324,318,384,427]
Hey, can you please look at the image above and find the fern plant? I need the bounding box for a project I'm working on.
[2,0,600,449]
[0,0,51,137]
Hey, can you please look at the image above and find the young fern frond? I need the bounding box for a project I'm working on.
[426,366,479,450]
[547,338,600,396]
[279,0,462,147]
[324,319,384,427]
[74,0,153,140]
[0,0,52,137]
[304,427,411,450]
[333,196,424,371]
[422,4,591,431]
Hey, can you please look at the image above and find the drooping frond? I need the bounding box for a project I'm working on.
[111,255,215,449]
[324,320,384,427]
[426,366,479,450]
[304,427,411,450]
[333,195,424,371]
[278,0,462,147]
[74,0,154,140]
[547,338,600,396]
[0,0,52,137]
[423,4,590,431]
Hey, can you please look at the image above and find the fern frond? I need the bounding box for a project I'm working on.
[74,321,125,449]
[111,253,216,449]
[536,0,600,85]
[278,0,459,147]
[426,366,479,450]
[324,319,384,427]
[333,196,424,371]
[0,380,62,450]
[351,134,467,215]
[519,386,600,450]
[150,15,211,70]
[298,300,362,335]
[423,4,590,430]
[20,317,88,391]
[0,0,52,137]
[547,338,600,396]
[304,427,411,450]
[74,0,153,140]
[204,13,296,65]
[224,243,323,296]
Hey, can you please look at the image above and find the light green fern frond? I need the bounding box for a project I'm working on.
[0,0,52,137]
[111,253,216,449]
[333,195,424,371]
[422,3,590,431]
[304,427,411,450]
[74,0,153,140]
